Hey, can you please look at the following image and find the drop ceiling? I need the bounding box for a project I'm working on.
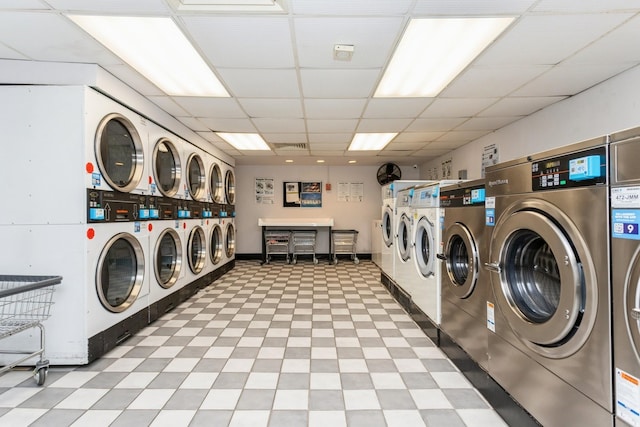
[1,0,640,166]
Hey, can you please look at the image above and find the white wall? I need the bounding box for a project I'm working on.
[420,64,640,179]
[235,164,419,255]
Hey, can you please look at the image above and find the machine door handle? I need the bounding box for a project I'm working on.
[484,262,502,273]
[631,308,640,320]
[436,253,447,261]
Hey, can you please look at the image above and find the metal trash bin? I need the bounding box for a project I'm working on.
[332,229,359,264]
[291,230,318,264]
[265,230,291,264]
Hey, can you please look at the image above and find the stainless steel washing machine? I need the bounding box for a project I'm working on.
[438,179,488,370]
[484,137,612,427]
[609,128,640,427]
[393,187,415,296]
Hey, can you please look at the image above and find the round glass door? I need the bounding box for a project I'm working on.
[153,138,181,198]
[415,216,436,278]
[225,222,236,258]
[96,233,145,313]
[443,222,479,297]
[154,228,182,289]
[210,224,223,265]
[188,226,207,274]
[186,153,206,200]
[490,207,585,348]
[210,163,223,203]
[397,214,411,262]
[382,206,393,247]
[95,113,144,193]
[225,169,236,205]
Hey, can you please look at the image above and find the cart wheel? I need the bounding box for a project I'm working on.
[292,257,297,264]
[333,257,338,265]
[354,257,360,265]
[35,367,48,386]
[314,257,318,265]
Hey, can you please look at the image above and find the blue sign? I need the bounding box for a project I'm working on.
[612,210,640,240]
[486,208,495,227]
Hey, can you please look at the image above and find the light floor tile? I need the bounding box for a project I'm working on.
[371,373,405,389]
[310,373,342,390]
[180,373,218,389]
[200,389,242,410]
[272,390,309,410]
[431,372,473,389]
[150,410,196,427]
[457,409,510,427]
[222,359,255,373]
[127,389,175,410]
[308,410,347,427]
[103,358,145,372]
[48,371,99,388]
[0,408,47,427]
[245,373,279,389]
[70,409,121,427]
[410,389,454,409]
[257,347,285,359]
[55,389,109,410]
[281,359,310,373]
[163,358,200,372]
[343,390,381,410]
[149,346,183,358]
[229,410,270,427]
[204,346,235,359]
[384,410,426,427]
[114,372,158,389]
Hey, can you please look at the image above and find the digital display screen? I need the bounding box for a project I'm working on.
[545,160,561,169]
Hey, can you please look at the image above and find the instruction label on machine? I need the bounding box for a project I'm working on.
[486,302,496,332]
[616,368,640,426]
[485,197,496,227]
[612,210,640,240]
[612,187,640,208]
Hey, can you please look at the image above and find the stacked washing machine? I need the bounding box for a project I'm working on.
[438,180,488,370]
[609,128,640,427]
[484,137,613,427]
[392,187,415,296]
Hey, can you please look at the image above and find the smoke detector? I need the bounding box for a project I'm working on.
[334,44,354,61]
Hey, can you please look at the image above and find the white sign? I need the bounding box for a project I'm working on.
[487,302,496,332]
[612,186,640,208]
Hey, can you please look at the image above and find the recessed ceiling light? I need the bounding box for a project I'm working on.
[375,17,514,97]
[69,15,229,97]
[285,159,294,163]
[348,133,398,151]
[217,133,270,150]
[348,160,357,164]
[317,159,325,163]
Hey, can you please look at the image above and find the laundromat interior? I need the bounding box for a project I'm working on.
[2,1,640,426]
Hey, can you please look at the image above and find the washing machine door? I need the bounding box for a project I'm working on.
[187,226,207,274]
[414,216,436,278]
[186,154,206,200]
[95,113,144,193]
[210,163,224,204]
[624,247,640,361]
[488,200,591,356]
[210,224,223,265]
[225,222,236,258]
[382,205,393,247]
[154,228,182,289]
[96,232,145,313]
[441,222,479,297]
[225,169,236,205]
[153,138,181,198]
[396,213,412,262]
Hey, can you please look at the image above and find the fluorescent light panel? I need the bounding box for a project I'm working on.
[375,17,513,98]
[69,15,229,97]
[217,133,271,150]
[348,133,398,151]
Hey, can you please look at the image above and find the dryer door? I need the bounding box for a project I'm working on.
[95,113,144,193]
[96,233,145,313]
[210,163,224,204]
[153,138,181,198]
[396,213,412,262]
[187,226,207,274]
[225,222,236,258]
[382,205,393,247]
[414,216,436,278]
[210,224,223,265]
[154,228,182,289]
[488,200,593,357]
[624,247,640,361]
[442,222,478,297]
[225,169,236,205]
[186,154,206,200]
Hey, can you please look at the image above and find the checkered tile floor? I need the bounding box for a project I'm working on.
[0,260,507,427]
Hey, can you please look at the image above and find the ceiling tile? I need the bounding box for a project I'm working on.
[565,14,640,64]
[173,97,246,118]
[197,117,257,132]
[292,0,413,15]
[480,96,566,116]
[442,65,551,97]
[217,68,300,98]
[0,42,26,59]
[307,119,358,133]
[406,118,468,132]
[294,17,403,68]
[103,64,165,96]
[262,133,308,143]
[455,116,521,131]
[309,150,348,157]
[412,148,451,157]
[176,116,210,132]
[357,118,413,132]
[364,98,432,118]
[425,140,472,149]
[436,130,492,141]
[421,98,498,118]
[147,96,191,116]
[412,0,537,15]
[533,0,640,13]
[196,131,224,143]
[238,98,303,118]
[309,143,349,150]
[0,0,48,9]
[45,0,169,12]
[393,132,444,143]
[386,142,427,150]
[300,69,380,98]
[308,133,353,144]
[253,117,306,133]
[304,99,367,119]
[182,16,294,68]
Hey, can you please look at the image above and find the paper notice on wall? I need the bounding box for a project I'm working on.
[350,183,363,202]
[482,144,499,177]
[255,178,274,204]
[285,182,300,203]
[338,182,350,202]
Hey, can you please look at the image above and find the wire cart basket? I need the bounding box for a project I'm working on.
[0,275,61,385]
[332,229,359,264]
[264,230,291,264]
[291,230,318,264]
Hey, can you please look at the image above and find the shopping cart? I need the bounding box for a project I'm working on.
[291,230,318,264]
[0,275,61,385]
[265,230,291,264]
[331,229,359,264]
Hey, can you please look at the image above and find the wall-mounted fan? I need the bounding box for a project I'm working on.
[376,163,402,185]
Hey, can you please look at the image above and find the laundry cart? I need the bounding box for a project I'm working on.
[0,275,61,385]
[332,229,359,264]
[291,230,318,264]
[264,230,291,264]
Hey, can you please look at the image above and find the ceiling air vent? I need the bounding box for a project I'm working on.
[272,143,308,151]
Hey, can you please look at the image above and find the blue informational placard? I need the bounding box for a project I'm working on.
[486,208,495,227]
[612,209,640,240]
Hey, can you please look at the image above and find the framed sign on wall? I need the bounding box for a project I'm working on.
[284,181,322,207]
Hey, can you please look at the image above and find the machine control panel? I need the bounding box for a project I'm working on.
[440,185,486,208]
[87,189,148,223]
[531,146,607,191]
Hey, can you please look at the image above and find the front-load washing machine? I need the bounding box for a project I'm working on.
[86,92,150,196]
[437,179,488,370]
[484,137,612,427]
[224,166,236,208]
[182,218,209,288]
[222,219,236,269]
[407,180,462,326]
[608,128,640,427]
[393,187,415,296]
[209,159,225,205]
[185,146,208,202]
[149,123,183,200]
[147,221,185,317]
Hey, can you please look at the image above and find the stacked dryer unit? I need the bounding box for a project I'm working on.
[219,164,237,272]
[609,128,640,427]
[393,187,415,297]
[438,180,489,370]
[484,137,613,427]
